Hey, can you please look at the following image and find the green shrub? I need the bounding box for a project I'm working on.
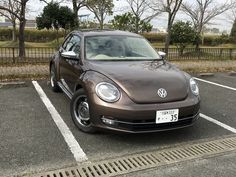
[203,34,230,46]
[22,29,65,42]
[202,35,217,45]
[229,36,236,44]
[0,28,12,41]
[215,34,230,45]
[0,28,65,42]
[141,33,166,43]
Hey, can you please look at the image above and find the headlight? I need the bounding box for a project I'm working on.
[190,78,199,96]
[95,82,121,102]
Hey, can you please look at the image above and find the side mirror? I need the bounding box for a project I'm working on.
[58,46,63,52]
[61,51,78,60]
[157,51,166,58]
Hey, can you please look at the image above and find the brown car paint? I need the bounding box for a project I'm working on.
[50,30,200,133]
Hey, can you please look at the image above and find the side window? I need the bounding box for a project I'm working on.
[62,35,72,49]
[65,35,81,54]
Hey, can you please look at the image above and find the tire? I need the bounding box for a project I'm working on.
[70,89,96,133]
[50,65,61,92]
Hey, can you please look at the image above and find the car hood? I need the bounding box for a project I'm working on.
[87,61,189,104]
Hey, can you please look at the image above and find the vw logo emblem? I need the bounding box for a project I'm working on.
[157,88,167,98]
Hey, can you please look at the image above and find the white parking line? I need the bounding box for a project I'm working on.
[32,81,88,162]
[194,77,236,91]
[200,113,236,133]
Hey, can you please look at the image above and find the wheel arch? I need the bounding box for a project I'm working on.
[50,59,61,81]
[49,60,53,72]
[74,84,83,92]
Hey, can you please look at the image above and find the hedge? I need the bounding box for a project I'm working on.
[142,33,234,46]
[0,28,12,41]
[141,33,166,43]
[0,28,65,42]
[0,28,235,45]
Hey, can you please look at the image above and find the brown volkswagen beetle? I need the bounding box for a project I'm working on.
[50,29,200,133]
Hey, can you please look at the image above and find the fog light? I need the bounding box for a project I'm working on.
[102,117,115,125]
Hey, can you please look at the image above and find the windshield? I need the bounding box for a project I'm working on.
[85,35,161,61]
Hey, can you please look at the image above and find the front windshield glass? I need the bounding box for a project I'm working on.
[85,35,161,61]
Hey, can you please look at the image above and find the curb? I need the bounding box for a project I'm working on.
[229,71,236,76]
[198,73,215,77]
[0,81,26,88]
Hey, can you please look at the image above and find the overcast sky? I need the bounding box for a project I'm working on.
[27,0,233,33]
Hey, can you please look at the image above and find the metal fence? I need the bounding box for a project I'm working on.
[0,47,56,64]
[0,47,236,65]
[156,47,236,60]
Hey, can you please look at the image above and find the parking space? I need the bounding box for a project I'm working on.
[195,75,236,128]
[196,73,236,88]
[0,84,76,177]
[0,73,236,176]
[38,79,233,160]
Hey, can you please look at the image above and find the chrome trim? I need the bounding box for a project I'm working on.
[95,82,121,103]
[58,82,73,99]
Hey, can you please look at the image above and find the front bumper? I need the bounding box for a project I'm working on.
[99,112,199,133]
[88,92,200,133]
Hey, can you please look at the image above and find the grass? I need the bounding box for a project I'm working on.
[214,43,236,48]
[0,73,48,82]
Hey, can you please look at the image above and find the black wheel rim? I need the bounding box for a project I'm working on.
[73,95,91,127]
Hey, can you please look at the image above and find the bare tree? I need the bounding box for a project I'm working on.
[151,0,183,55]
[125,0,160,33]
[182,0,236,49]
[0,0,20,41]
[0,0,29,57]
[39,0,65,4]
[86,0,114,29]
[71,0,86,26]
[226,9,236,24]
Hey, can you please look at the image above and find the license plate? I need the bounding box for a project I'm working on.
[156,109,179,124]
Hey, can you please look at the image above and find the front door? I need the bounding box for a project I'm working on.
[59,34,82,94]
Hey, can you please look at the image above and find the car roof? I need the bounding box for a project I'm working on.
[73,29,142,38]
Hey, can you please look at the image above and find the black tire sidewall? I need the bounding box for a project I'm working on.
[50,65,60,92]
[70,89,96,133]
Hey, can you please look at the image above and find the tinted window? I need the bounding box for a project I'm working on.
[65,35,81,54]
[62,35,72,49]
[85,36,160,60]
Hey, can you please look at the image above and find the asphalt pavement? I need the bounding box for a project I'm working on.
[0,73,236,177]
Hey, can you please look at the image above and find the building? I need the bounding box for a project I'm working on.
[0,16,37,28]
[150,27,167,33]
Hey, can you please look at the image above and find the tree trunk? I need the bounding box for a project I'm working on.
[179,45,185,56]
[165,25,171,56]
[56,29,59,45]
[18,19,26,58]
[18,1,27,58]
[201,31,204,45]
[135,16,139,33]
[72,0,79,27]
[100,21,103,29]
[195,32,201,51]
[100,15,104,29]
[195,26,202,51]
[12,20,17,42]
